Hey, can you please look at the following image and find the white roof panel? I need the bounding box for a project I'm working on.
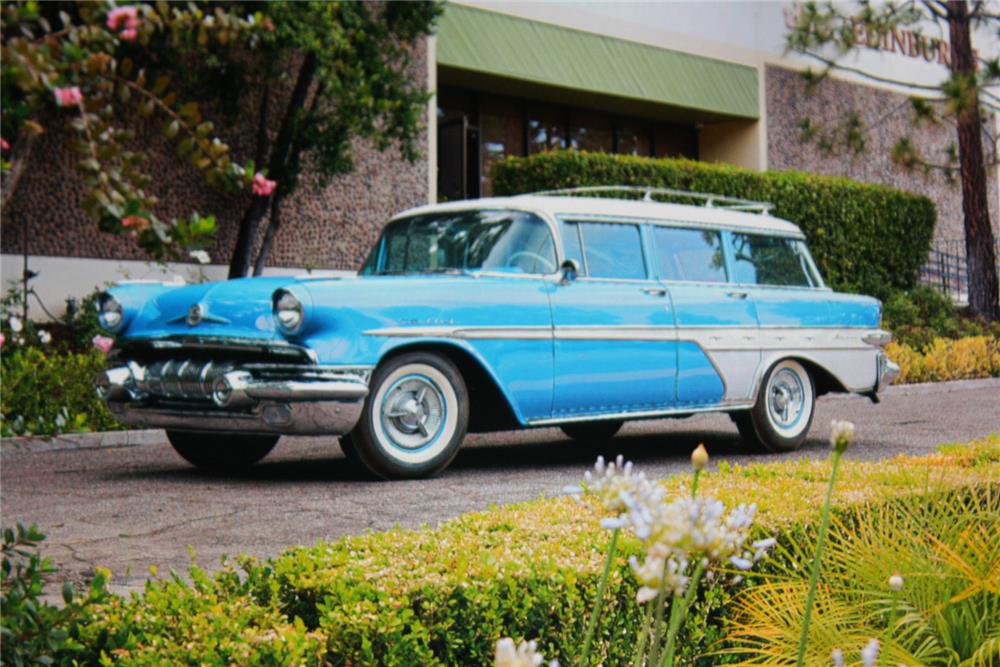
[394,195,805,238]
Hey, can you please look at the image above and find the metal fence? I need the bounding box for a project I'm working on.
[919,239,1000,304]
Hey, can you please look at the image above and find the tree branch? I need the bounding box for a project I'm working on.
[799,51,943,92]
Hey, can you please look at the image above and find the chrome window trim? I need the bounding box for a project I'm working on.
[557,215,652,281]
[376,206,565,279]
[551,212,807,240]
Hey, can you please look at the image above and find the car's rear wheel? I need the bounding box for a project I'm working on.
[348,352,469,480]
[560,420,624,442]
[734,358,815,453]
[166,431,279,471]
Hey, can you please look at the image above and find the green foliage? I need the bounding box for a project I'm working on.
[1,523,111,667]
[882,287,1000,349]
[1,2,264,260]
[490,150,936,299]
[0,346,120,437]
[722,486,1000,666]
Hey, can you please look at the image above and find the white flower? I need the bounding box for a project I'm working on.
[582,455,647,514]
[494,638,551,667]
[830,419,855,453]
[831,648,844,667]
[861,639,880,667]
[8,316,23,333]
[189,249,211,265]
[729,556,753,571]
[630,551,689,602]
[888,574,904,592]
[37,329,51,345]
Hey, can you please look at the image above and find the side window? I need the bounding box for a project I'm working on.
[560,221,585,270]
[652,227,727,283]
[731,233,815,287]
[568,221,646,280]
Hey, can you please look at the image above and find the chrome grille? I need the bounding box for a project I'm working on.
[137,359,234,402]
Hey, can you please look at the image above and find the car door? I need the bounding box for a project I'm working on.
[548,218,677,418]
[650,225,760,405]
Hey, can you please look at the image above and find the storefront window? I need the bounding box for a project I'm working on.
[617,119,652,156]
[654,124,698,159]
[570,112,614,152]
[527,105,567,154]
[480,96,524,196]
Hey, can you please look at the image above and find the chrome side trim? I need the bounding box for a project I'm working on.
[365,325,552,340]
[528,402,753,426]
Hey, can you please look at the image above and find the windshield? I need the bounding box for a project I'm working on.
[360,210,557,275]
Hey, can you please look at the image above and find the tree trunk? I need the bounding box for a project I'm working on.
[227,54,317,279]
[948,0,1000,320]
[0,131,38,215]
[252,193,284,277]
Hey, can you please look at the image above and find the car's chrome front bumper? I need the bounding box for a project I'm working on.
[875,351,901,392]
[97,360,371,435]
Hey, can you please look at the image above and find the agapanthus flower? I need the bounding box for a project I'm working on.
[629,549,689,602]
[581,454,648,514]
[494,638,556,667]
[888,574,903,592]
[54,86,84,107]
[252,172,277,196]
[830,419,855,453]
[831,648,844,667]
[861,639,880,667]
[691,443,709,471]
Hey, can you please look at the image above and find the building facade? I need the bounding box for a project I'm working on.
[2,1,997,314]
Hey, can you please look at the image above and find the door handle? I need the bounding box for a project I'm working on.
[726,291,749,300]
[641,287,668,297]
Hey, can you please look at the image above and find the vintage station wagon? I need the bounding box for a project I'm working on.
[96,187,899,479]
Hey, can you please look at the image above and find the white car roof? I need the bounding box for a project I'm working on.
[394,195,806,239]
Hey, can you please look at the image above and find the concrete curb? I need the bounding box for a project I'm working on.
[3,377,998,454]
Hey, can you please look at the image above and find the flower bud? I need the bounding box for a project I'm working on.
[888,574,904,592]
[829,420,855,453]
[691,443,709,471]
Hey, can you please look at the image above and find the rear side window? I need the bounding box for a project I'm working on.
[562,220,646,280]
[731,233,817,287]
[652,226,727,283]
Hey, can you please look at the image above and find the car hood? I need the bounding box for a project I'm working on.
[120,276,298,340]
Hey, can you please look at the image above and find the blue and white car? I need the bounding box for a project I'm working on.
[96,187,899,479]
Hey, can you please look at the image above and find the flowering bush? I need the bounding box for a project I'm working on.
[886,335,1000,383]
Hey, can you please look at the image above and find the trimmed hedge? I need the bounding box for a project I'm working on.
[0,347,120,437]
[55,436,1000,666]
[491,151,936,299]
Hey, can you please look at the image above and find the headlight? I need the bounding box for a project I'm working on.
[273,289,304,334]
[97,293,124,331]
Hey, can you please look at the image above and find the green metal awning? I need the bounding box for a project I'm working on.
[436,4,759,120]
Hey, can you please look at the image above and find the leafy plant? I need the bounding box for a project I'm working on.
[886,336,1000,384]
[1,523,110,666]
[721,486,1000,666]
[491,150,936,300]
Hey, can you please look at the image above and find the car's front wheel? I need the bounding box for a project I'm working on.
[734,358,815,453]
[348,352,469,480]
[166,431,279,471]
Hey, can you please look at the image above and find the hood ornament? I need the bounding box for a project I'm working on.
[186,304,203,326]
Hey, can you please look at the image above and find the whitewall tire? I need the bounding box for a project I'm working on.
[735,358,815,453]
[348,352,469,479]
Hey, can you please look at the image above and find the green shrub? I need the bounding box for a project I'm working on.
[0,347,121,437]
[491,150,936,299]
[1,523,111,667]
[882,286,1000,349]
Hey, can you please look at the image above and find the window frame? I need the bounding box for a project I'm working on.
[725,230,826,290]
[556,215,653,283]
[648,224,730,285]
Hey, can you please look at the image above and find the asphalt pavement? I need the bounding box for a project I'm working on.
[2,378,998,596]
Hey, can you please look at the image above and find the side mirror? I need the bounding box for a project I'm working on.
[559,258,580,284]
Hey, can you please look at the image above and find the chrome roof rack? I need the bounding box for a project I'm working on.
[524,185,774,215]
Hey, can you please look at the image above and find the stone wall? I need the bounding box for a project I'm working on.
[766,64,999,251]
[1,40,430,273]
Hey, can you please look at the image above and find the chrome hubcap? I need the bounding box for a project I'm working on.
[381,376,445,450]
[768,369,805,428]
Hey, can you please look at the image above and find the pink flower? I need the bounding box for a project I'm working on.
[106,6,138,30]
[107,6,141,40]
[92,335,115,354]
[121,215,149,231]
[54,86,83,107]
[252,172,277,196]
[0,138,9,152]
[0,333,5,348]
